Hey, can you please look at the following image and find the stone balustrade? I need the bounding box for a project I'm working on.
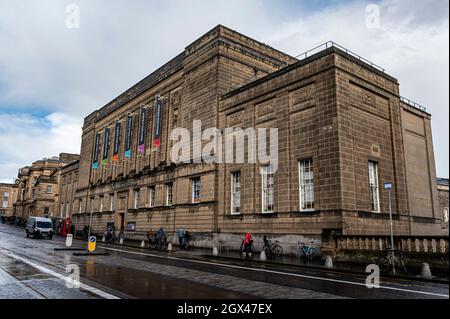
[336,235,449,254]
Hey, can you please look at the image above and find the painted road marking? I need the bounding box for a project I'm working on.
[4,251,120,299]
[101,246,449,298]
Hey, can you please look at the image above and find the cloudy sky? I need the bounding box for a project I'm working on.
[0,0,448,182]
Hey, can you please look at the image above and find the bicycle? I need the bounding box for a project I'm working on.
[262,235,283,257]
[376,247,408,275]
[298,241,317,264]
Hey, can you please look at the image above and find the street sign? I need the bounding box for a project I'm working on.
[88,236,96,252]
[384,182,393,189]
[65,234,73,248]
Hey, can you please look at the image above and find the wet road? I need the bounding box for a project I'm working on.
[0,223,448,299]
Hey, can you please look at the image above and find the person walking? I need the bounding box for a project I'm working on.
[176,227,185,250]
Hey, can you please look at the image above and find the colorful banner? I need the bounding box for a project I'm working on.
[113,121,121,161]
[125,115,133,158]
[102,127,110,165]
[153,99,163,148]
[92,132,101,169]
[138,107,147,154]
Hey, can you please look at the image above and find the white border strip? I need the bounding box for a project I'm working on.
[101,246,449,298]
[5,251,120,299]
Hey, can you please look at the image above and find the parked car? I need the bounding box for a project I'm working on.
[26,217,53,239]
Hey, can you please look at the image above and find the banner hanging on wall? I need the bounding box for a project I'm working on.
[153,99,163,149]
[102,127,110,165]
[125,115,133,158]
[138,107,147,154]
[113,121,121,161]
[92,132,100,169]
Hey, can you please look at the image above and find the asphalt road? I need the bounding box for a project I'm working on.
[0,223,448,299]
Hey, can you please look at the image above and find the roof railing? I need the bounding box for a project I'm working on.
[294,41,386,73]
[400,96,427,112]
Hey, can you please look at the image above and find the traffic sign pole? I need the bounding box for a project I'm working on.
[384,182,395,276]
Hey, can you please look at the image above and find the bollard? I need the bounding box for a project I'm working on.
[420,263,432,279]
[212,246,219,256]
[119,238,124,245]
[324,255,333,268]
[260,250,267,261]
[168,243,173,252]
[140,240,145,248]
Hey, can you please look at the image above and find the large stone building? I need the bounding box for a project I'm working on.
[0,182,19,217]
[68,25,445,252]
[14,153,80,220]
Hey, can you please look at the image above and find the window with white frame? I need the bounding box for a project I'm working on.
[166,183,173,206]
[46,185,52,193]
[231,171,241,215]
[261,166,274,213]
[192,178,201,203]
[148,186,155,207]
[368,161,380,213]
[99,195,104,212]
[3,200,9,208]
[110,193,115,211]
[78,199,82,214]
[299,159,314,211]
[134,189,140,209]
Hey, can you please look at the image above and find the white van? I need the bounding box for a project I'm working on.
[26,217,53,239]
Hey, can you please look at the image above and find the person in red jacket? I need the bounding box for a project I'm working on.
[242,232,253,257]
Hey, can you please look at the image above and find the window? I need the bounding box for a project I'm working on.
[110,193,115,211]
[78,199,83,214]
[2,200,8,208]
[46,185,52,193]
[299,159,314,211]
[165,183,173,206]
[368,161,380,213]
[99,195,104,212]
[261,166,274,213]
[231,171,241,215]
[66,202,70,215]
[44,207,49,216]
[32,189,36,198]
[444,208,449,224]
[134,189,140,209]
[148,186,155,208]
[3,192,9,198]
[61,204,64,216]
[192,177,201,203]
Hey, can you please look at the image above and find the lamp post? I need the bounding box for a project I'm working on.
[384,182,395,276]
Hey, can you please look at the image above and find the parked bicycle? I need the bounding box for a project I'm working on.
[298,241,317,264]
[376,247,408,275]
[262,235,283,257]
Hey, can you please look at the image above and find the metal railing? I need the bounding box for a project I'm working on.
[294,41,386,73]
[400,96,427,112]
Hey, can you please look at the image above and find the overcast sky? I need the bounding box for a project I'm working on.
[0,0,448,182]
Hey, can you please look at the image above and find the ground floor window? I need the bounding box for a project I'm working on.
[231,171,241,214]
[148,186,155,208]
[166,183,173,206]
[299,158,314,211]
[192,177,201,203]
[134,189,140,209]
[261,166,274,213]
[368,161,380,213]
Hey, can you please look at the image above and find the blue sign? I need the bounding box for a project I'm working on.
[384,182,393,189]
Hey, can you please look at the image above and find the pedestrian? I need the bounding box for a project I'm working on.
[176,227,185,250]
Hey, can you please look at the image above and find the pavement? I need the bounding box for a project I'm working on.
[0,223,448,299]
